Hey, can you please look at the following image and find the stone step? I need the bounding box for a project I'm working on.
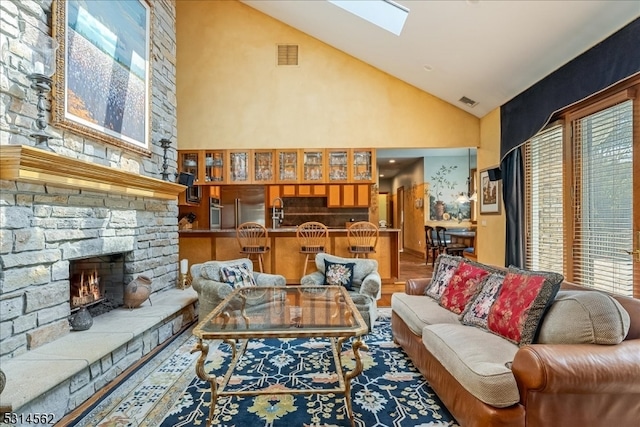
[0,288,198,424]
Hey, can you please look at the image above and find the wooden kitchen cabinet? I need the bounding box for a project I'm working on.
[203,151,225,184]
[327,149,350,182]
[301,149,326,183]
[227,150,252,184]
[276,150,299,183]
[253,150,275,184]
[352,149,375,182]
[328,184,342,207]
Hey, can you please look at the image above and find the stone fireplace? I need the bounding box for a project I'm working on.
[69,252,128,312]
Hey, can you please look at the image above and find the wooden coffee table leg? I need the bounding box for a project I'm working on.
[191,338,216,427]
[343,338,368,427]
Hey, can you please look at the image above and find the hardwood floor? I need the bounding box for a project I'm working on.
[379,251,433,307]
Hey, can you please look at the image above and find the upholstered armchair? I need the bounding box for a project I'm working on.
[191,258,286,320]
[300,253,381,331]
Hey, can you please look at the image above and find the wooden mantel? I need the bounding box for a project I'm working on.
[0,145,185,200]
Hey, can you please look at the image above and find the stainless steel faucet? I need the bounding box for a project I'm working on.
[272,197,284,229]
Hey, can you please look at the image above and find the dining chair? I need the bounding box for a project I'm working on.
[424,225,440,267]
[296,221,329,277]
[347,221,379,258]
[435,226,466,257]
[236,222,270,272]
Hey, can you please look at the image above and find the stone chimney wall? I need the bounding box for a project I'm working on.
[0,0,180,361]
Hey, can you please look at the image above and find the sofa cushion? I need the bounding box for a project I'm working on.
[487,267,563,346]
[391,293,460,335]
[315,253,376,285]
[324,259,355,290]
[537,290,631,345]
[422,323,520,408]
[460,272,505,329]
[200,259,254,281]
[425,254,462,301]
[440,262,490,314]
[220,264,256,288]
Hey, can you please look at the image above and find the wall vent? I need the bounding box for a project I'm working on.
[277,44,299,66]
[459,96,478,108]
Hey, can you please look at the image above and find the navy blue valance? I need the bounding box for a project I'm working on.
[500,17,640,161]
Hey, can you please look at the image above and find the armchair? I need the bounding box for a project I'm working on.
[300,253,381,331]
[191,258,286,320]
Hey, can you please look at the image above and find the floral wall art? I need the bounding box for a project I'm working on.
[427,161,472,222]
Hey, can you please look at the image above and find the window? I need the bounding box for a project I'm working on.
[571,100,634,296]
[524,78,638,298]
[524,124,564,274]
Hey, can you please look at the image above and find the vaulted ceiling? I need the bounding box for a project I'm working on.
[243,0,639,118]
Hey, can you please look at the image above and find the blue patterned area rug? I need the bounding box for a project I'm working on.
[159,309,459,427]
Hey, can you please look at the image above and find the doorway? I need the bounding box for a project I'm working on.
[397,186,404,251]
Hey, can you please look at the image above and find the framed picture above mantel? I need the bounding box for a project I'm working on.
[52,0,152,155]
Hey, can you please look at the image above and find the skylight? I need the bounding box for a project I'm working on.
[328,0,409,36]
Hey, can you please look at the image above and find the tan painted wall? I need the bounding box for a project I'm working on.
[476,108,505,267]
[175,0,479,150]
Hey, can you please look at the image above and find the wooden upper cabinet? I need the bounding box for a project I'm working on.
[276,149,300,183]
[352,149,375,182]
[203,151,225,184]
[179,151,202,183]
[253,150,275,184]
[301,149,326,183]
[327,149,350,182]
[227,150,252,184]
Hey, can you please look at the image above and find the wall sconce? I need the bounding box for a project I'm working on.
[414,198,424,209]
[22,27,59,152]
[178,258,191,289]
[159,137,172,181]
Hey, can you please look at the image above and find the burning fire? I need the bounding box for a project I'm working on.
[72,269,102,308]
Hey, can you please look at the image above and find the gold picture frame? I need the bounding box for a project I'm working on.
[52,0,152,155]
[479,167,502,215]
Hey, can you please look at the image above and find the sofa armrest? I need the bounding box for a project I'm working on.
[300,271,324,286]
[405,277,431,295]
[191,277,234,318]
[360,271,382,300]
[513,340,640,397]
[253,272,286,287]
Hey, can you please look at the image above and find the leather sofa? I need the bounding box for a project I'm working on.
[392,276,640,427]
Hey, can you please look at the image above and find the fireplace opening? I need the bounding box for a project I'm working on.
[69,253,127,316]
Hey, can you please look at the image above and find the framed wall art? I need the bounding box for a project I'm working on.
[479,167,502,215]
[53,0,152,154]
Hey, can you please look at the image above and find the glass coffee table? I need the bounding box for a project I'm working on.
[192,285,369,427]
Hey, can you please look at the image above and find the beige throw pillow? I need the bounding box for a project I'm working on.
[537,290,630,345]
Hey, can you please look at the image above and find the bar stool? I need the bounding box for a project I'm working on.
[236,222,270,272]
[296,221,329,277]
[347,221,379,258]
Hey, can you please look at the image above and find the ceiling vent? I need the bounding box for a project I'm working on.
[459,96,478,108]
[277,44,299,66]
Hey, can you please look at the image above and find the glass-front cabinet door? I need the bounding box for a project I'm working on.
[352,149,375,182]
[180,151,200,183]
[253,150,275,184]
[301,149,325,183]
[227,150,252,184]
[327,149,349,182]
[204,151,225,184]
[277,149,299,183]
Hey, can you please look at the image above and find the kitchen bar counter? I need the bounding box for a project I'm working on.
[179,227,400,284]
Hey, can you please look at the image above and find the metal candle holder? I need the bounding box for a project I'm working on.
[27,73,54,152]
[160,138,172,181]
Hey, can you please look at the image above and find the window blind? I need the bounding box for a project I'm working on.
[572,100,633,296]
[524,125,564,274]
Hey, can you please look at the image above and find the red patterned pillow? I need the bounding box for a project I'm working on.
[439,262,490,314]
[487,269,563,346]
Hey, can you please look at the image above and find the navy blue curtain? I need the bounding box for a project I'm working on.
[501,148,525,268]
[499,18,640,265]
